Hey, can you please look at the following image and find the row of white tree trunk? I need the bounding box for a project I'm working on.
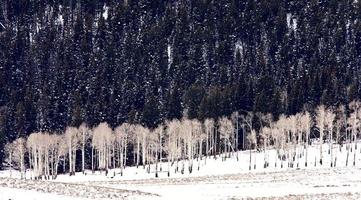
[5,116,237,179]
[5,101,361,179]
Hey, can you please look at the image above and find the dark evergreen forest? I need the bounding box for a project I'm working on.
[0,0,360,168]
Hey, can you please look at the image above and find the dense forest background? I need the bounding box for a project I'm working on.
[0,0,360,167]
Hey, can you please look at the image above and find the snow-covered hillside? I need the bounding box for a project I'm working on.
[1,144,361,199]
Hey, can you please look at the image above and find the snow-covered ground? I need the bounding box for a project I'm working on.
[0,187,88,200]
[1,144,361,199]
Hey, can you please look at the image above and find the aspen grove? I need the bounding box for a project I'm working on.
[5,101,361,180]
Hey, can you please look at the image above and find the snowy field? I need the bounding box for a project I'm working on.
[1,144,361,199]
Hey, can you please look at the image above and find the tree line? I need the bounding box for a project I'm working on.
[5,100,361,179]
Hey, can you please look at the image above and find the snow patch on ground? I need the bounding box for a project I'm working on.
[2,144,361,199]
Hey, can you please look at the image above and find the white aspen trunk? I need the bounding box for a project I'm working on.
[124,139,128,167]
[29,150,33,179]
[320,126,323,165]
[188,131,193,173]
[112,144,115,169]
[120,145,124,176]
[167,137,170,176]
[133,143,136,165]
[330,127,333,167]
[254,142,257,170]
[117,143,120,168]
[199,139,203,160]
[182,141,185,174]
[305,130,309,167]
[242,125,245,150]
[20,147,24,179]
[9,152,12,178]
[137,139,140,168]
[105,144,110,173]
[69,142,72,175]
[63,155,66,175]
[147,146,151,173]
[73,148,76,174]
[155,143,159,177]
[55,155,60,178]
[198,139,202,170]
[82,138,85,173]
[249,145,252,170]
[46,151,50,179]
[223,139,227,161]
[33,149,36,179]
[98,149,101,170]
[334,129,339,167]
[235,118,239,152]
[91,146,94,173]
[209,128,212,157]
[50,150,53,179]
[38,149,42,178]
[142,135,146,168]
[206,128,209,160]
[264,138,267,168]
[346,134,350,166]
[159,133,162,171]
[353,135,357,166]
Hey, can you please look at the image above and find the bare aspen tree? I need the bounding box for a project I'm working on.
[275,116,286,168]
[114,123,131,176]
[25,132,55,179]
[204,118,215,159]
[133,124,144,168]
[325,108,335,167]
[27,132,44,179]
[53,134,67,179]
[241,112,254,151]
[219,117,234,161]
[147,129,158,176]
[150,125,164,176]
[11,138,26,179]
[179,118,193,173]
[165,119,181,176]
[27,133,37,179]
[154,125,164,172]
[266,114,274,167]
[191,119,203,170]
[188,119,200,173]
[47,133,63,179]
[300,111,312,167]
[271,125,279,167]
[247,129,257,170]
[334,105,346,166]
[231,112,239,159]
[78,123,90,174]
[354,104,361,165]
[279,116,292,167]
[316,105,326,165]
[260,127,271,168]
[140,126,149,168]
[92,122,113,174]
[89,129,95,173]
[335,118,343,167]
[65,127,78,175]
[288,115,297,167]
[348,101,360,166]
[296,114,303,168]
[42,133,52,179]
[346,116,354,166]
